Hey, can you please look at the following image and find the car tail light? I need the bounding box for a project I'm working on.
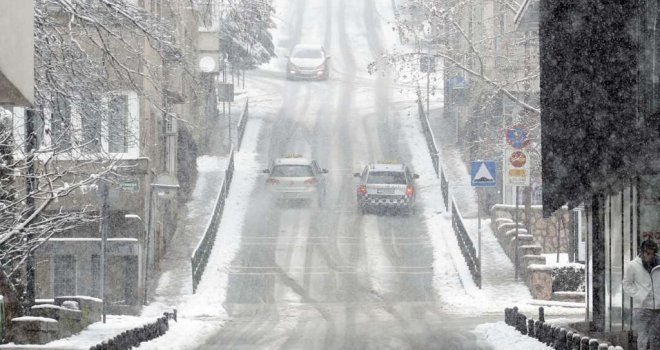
[358,185,367,195]
[267,178,280,185]
[406,185,414,197]
[304,178,318,185]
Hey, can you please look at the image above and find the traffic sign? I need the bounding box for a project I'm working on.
[471,160,497,187]
[505,149,530,186]
[506,125,529,149]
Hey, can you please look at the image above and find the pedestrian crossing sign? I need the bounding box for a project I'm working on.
[471,160,497,187]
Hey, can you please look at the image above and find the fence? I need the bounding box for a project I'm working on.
[440,168,449,212]
[416,92,480,287]
[88,310,177,350]
[504,306,628,350]
[451,198,481,288]
[235,99,249,151]
[191,147,235,292]
[417,93,440,178]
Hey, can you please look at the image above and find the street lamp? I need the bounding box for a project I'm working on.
[144,174,179,304]
[124,214,147,304]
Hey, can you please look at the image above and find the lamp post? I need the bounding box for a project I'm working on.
[124,214,147,304]
[144,177,179,305]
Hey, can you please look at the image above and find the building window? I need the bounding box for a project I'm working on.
[51,94,72,151]
[108,94,129,153]
[53,255,76,297]
[102,91,139,157]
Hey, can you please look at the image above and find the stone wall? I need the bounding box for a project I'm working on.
[490,204,570,254]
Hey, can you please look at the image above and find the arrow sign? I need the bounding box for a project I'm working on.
[471,160,497,187]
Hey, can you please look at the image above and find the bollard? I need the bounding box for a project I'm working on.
[567,331,574,349]
[535,321,543,341]
[589,338,599,350]
[173,308,178,322]
[528,319,535,338]
[574,334,584,350]
[580,336,589,350]
[539,306,545,322]
[595,341,608,350]
[557,328,567,350]
[519,314,528,335]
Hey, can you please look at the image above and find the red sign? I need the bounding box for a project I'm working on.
[509,151,527,168]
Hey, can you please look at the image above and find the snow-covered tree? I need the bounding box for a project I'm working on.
[0,0,199,314]
[220,0,276,74]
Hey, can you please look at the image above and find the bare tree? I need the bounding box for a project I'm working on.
[0,0,199,314]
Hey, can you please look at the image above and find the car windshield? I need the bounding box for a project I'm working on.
[271,165,314,177]
[292,48,322,59]
[366,171,406,185]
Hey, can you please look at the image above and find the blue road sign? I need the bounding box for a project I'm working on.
[471,160,497,187]
[506,125,529,149]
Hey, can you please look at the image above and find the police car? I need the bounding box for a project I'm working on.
[262,154,328,207]
[354,161,419,215]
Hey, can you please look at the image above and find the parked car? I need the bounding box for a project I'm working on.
[262,154,328,207]
[286,44,330,80]
[354,161,419,215]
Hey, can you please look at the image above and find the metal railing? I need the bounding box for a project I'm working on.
[417,93,440,178]
[191,147,235,292]
[440,168,449,212]
[452,197,481,288]
[235,99,249,151]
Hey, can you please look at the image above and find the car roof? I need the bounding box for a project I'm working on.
[292,44,323,52]
[273,154,314,166]
[367,162,406,172]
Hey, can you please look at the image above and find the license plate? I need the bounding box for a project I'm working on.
[377,188,394,195]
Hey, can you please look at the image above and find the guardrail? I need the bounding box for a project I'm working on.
[235,99,249,151]
[417,92,440,178]
[191,147,235,292]
[451,197,481,288]
[88,310,177,350]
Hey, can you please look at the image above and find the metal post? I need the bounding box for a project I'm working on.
[144,186,154,305]
[426,42,431,118]
[514,186,520,280]
[228,101,232,147]
[99,182,109,323]
[478,189,482,289]
[25,108,36,306]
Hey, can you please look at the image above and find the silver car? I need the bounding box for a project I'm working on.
[286,44,331,80]
[354,162,419,215]
[263,155,328,207]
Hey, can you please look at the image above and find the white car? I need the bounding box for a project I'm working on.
[286,44,330,80]
[354,162,419,215]
[262,154,328,207]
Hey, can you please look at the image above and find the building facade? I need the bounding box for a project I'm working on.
[540,0,659,344]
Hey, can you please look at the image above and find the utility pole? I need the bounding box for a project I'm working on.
[25,108,37,306]
[99,181,109,323]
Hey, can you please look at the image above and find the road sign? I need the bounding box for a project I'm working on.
[505,149,530,186]
[506,124,529,149]
[420,55,435,73]
[471,160,497,187]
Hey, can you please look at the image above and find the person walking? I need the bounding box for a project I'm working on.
[623,239,660,350]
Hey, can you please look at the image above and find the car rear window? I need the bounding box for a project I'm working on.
[271,165,314,177]
[293,49,322,59]
[366,171,406,185]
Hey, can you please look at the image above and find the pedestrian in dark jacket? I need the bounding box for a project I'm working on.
[623,239,660,350]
